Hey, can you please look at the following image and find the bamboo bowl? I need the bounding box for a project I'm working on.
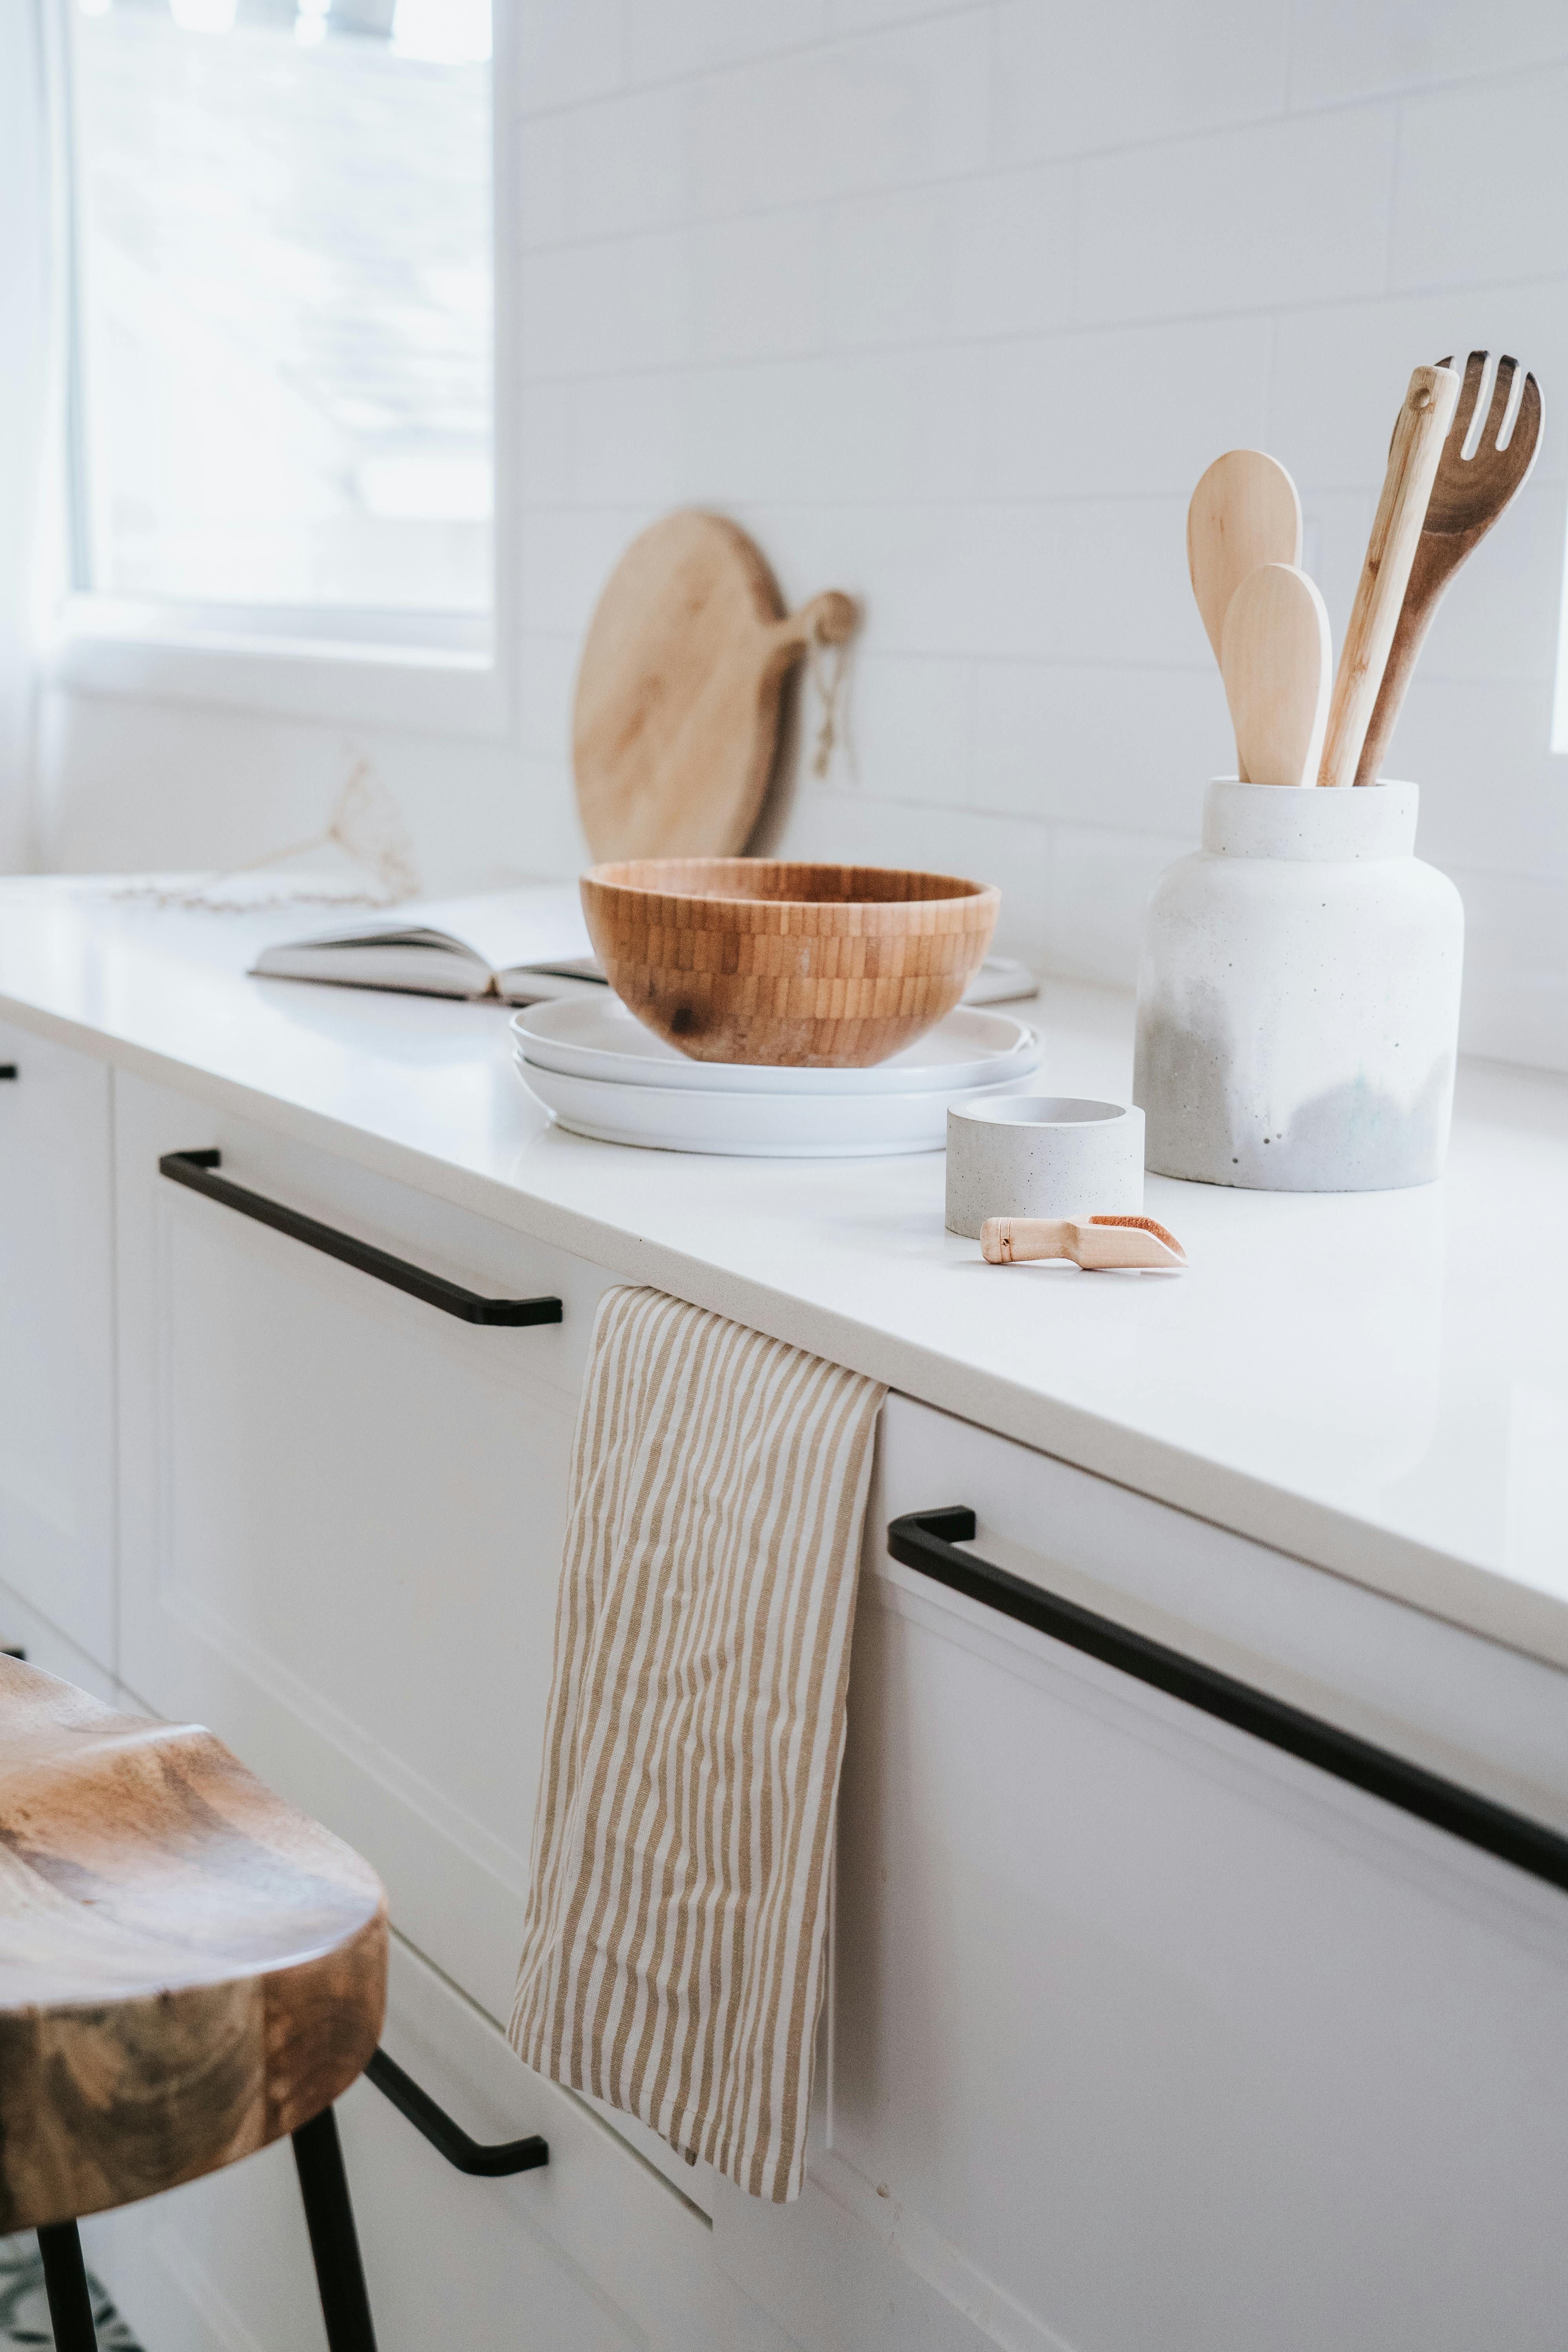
[581,858,1001,1068]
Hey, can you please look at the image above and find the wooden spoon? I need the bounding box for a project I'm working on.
[1188,449,1302,693]
[1317,363,1459,788]
[1220,563,1332,788]
[1353,351,1543,784]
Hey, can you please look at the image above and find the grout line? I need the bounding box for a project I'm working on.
[515,270,1568,368]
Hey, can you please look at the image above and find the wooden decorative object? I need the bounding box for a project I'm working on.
[1354,350,1543,784]
[572,512,859,863]
[1220,562,1332,788]
[979,1214,1187,1270]
[1317,363,1460,788]
[0,1655,387,2235]
[580,858,1000,1068]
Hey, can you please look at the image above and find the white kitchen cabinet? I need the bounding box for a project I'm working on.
[113,1068,616,2028]
[83,1929,795,2352]
[717,1394,1568,2352]
[0,1018,116,1668]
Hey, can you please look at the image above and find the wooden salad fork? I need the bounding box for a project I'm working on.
[1354,350,1543,785]
[980,1215,1187,1271]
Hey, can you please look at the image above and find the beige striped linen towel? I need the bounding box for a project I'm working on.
[509,1285,885,2204]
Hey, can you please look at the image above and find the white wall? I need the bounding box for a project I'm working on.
[36,0,1568,1070]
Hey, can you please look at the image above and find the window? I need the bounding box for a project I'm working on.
[65,0,494,656]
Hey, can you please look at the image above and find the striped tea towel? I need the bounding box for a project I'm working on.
[509,1286,885,2203]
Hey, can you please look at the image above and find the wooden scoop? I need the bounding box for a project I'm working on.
[980,1215,1187,1271]
[1317,363,1459,788]
[1188,450,1302,684]
[1220,563,1332,787]
[1354,350,1543,784]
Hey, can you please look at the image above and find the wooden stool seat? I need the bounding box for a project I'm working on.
[0,1656,387,2239]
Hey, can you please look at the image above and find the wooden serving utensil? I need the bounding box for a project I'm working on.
[1354,350,1543,785]
[1188,453,1303,780]
[1220,562,1332,788]
[1317,363,1460,788]
[980,1214,1187,1271]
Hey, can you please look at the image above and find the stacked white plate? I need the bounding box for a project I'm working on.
[510,997,1043,1157]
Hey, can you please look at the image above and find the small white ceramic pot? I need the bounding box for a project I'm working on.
[1133,780,1463,1192]
[946,1096,1145,1238]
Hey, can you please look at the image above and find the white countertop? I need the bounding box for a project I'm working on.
[4,879,1566,1670]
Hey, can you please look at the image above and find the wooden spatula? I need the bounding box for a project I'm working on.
[1317,363,1459,788]
[1220,562,1332,788]
[1353,350,1543,785]
[980,1215,1187,1271]
[1187,450,1303,685]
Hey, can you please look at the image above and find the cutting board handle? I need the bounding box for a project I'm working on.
[767,591,859,672]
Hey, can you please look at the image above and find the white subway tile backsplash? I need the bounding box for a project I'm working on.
[1079,104,1398,323]
[1289,0,1568,110]
[1376,676,1568,879]
[830,0,983,31]
[619,213,829,374]
[688,15,991,217]
[495,2,1567,1067]
[516,631,580,759]
[960,496,1201,665]
[994,0,1290,164]
[569,82,697,240]
[517,0,626,115]
[1450,867,1568,1072]
[517,505,652,638]
[971,661,1230,828]
[1392,65,1568,292]
[1412,476,1568,685]
[624,0,832,85]
[1046,821,1192,989]
[978,314,1273,498]
[516,107,574,248]
[570,373,689,504]
[515,379,574,505]
[824,162,1076,350]
[844,652,975,804]
[519,242,624,377]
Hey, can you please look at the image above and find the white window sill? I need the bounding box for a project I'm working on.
[49,599,512,739]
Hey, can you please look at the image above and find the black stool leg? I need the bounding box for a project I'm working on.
[292,2105,379,2352]
[37,2220,97,2352]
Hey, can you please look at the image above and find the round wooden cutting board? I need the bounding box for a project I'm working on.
[572,511,858,862]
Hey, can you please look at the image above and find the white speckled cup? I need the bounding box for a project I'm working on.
[945,1096,1145,1238]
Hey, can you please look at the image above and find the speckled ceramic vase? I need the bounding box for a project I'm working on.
[1133,780,1463,1191]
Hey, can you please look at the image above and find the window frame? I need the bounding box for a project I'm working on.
[49,0,516,739]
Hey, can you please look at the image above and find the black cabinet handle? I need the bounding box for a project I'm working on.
[159,1150,562,1328]
[887,1508,1568,1897]
[0,1065,16,1080]
[365,2048,548,2177]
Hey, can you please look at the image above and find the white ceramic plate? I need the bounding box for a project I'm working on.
[512,1053,1033,1156]
[509,996,1042,1096]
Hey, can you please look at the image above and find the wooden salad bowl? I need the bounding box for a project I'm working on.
[580,858,1001,1068]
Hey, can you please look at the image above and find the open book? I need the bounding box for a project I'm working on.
[251,887,606,1004]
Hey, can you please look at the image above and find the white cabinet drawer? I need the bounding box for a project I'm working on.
[0,1019,115,1667]
[114,1069,616,2026]
[85,1932,797,2352]
[751,1392,1568,2352]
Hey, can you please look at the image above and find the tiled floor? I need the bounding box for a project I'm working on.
[0,2235,143,2350]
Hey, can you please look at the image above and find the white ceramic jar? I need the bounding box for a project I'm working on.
[1133,780,1463,1191]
